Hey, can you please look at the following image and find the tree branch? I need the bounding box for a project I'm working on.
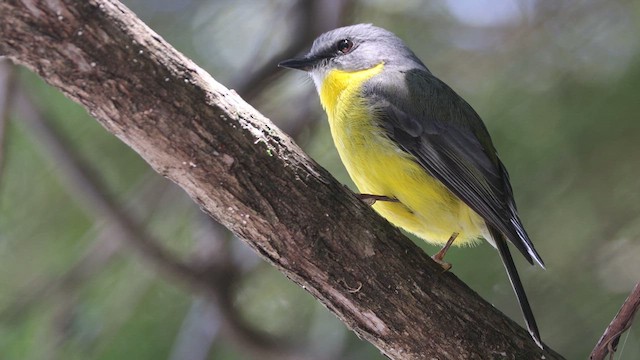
[0,1,563,358]
[590,282,640,360]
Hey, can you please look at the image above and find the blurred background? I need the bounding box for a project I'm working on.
[1,0,639,359]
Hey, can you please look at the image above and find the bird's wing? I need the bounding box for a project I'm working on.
[363,70,543,266]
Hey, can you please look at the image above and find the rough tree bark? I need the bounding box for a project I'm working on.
[0,1,564,359]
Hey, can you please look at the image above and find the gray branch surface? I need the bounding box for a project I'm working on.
[0,1,563,358]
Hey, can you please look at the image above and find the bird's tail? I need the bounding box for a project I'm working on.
[489,225,543,349]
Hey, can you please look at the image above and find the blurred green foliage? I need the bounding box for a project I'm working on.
[1,0,640,359]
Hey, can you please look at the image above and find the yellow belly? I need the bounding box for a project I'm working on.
[319,65,485,246]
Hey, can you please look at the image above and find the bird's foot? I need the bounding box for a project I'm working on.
[431,256,452,272]
[357,193,399,206]
[431,232,459,272]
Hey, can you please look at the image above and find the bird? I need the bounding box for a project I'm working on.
[278,23,545,348]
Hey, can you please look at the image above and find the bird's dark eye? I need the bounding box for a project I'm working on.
[336,39,354,54]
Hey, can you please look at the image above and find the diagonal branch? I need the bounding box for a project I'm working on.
[0,1,563,358]
[590,282,640,360]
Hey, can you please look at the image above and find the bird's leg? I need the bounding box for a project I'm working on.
[357,193,399,206]
[431,232,459,271]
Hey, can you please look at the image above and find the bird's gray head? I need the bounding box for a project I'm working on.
[279,24,428,89]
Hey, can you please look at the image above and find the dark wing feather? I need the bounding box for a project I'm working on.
[364,69,543,267]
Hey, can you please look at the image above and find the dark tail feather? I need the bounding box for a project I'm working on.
[490,226,543,349]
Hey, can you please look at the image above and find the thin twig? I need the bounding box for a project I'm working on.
[590,281,640,360]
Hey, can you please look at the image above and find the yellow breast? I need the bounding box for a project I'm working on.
[318,64,486,246]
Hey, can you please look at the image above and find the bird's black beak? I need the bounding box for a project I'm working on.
[278,55,319,72]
